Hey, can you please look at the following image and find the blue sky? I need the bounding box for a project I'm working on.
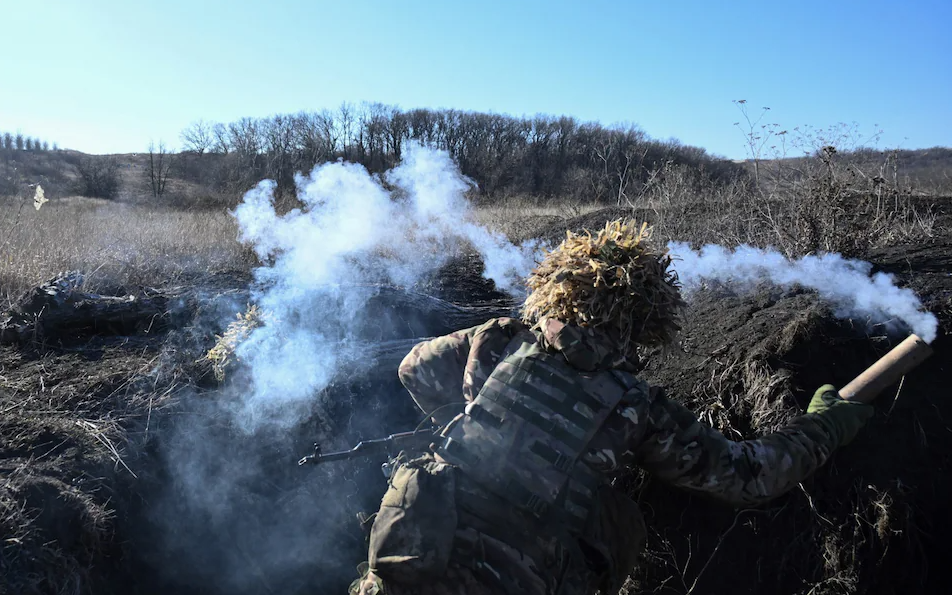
[2,0,949,158]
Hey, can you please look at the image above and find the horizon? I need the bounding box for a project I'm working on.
[2,0,950,159]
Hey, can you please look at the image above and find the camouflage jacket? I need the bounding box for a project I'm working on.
[399,316,838,508]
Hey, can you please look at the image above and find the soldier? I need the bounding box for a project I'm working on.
[351,219,873,595]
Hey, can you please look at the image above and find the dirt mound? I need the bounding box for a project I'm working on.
[0,340,168,594]
[870,240,952,319]
[417,249,514,304]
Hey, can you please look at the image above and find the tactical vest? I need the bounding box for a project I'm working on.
[434,328,648,537]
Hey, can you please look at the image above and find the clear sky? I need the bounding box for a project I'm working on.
[2,0,950,158]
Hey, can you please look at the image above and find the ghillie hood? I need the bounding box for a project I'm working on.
[522,219,685,355]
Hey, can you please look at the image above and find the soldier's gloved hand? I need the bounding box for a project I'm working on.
[807,384,875,448]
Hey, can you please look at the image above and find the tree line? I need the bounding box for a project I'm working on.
[0,131,57,152]
[179,103,745,204]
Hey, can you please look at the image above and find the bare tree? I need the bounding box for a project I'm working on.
[225,118,264,192]
[14,132,24,151]
[262,114,297,194]
[295,110,336,165]
[338,102,355,161]
[2,133,11,150]
[589,125,650,205]
[361,102,391,170]
[24,138,34,151]
[228,118,262,158]
[407,108,436,144]
[41,140,49,151]
[211,123,230,154]
[317,109,339,154]
[147,141,175,198]
[181,120,214,155]
[386,108,408,164]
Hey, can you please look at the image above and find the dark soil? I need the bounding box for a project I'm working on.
[0,339,166,594]
[1,216,950,595]
[0,271,516,595]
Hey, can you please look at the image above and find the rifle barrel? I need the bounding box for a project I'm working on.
[297,427,438,466]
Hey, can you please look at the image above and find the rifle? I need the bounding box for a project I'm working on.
[297,426,440,467]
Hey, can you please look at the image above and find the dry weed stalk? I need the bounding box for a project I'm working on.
[202,304,268,380]
[75,419,137,478]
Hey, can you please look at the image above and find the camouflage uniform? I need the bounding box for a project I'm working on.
[353,316,839,595]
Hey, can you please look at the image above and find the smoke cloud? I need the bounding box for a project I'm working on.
[668,242,939,343]
[230,143,539,430]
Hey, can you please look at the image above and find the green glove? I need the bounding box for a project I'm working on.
[807,384,875,447]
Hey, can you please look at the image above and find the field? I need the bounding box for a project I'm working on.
[1,149,951,595]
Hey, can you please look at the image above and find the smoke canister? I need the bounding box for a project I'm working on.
[839,334,934,403]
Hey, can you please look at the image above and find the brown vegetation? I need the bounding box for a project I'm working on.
[0,196,252,309]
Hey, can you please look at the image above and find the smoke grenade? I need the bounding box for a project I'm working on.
[839,333,934,403]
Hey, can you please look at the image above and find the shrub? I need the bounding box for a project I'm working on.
[76,157,120,199]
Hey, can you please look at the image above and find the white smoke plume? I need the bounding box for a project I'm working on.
[229,144,539,430]
[668,242,939,343]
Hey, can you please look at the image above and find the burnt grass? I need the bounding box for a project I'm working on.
[1,211,951,595]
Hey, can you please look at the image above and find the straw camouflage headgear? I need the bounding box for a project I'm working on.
[522,219,685,351]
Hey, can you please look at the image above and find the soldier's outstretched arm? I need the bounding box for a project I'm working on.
[630,388,846,507]
[398,326,478,424]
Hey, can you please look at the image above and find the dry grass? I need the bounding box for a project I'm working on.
[472,196,602,242]
[0,195,254,308]
[4,148,936,315]
[201,304,267,381]
[584,154,942,258]
[0,467,113,595]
